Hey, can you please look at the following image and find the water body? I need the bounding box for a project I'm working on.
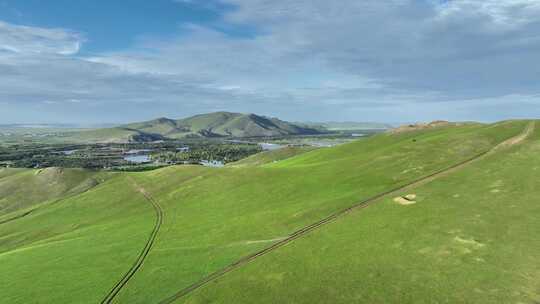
[62,149,78,155]
[259,143,284,151]
[124,155,151,163]
[125,149,153,155]
[200,160,224,167]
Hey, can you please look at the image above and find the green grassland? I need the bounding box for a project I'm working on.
[66,127,146,143]
[183,121,540,303]
[0,176,156,303]
[229,146,318,167]
[0,167,108,218]
[0,120,536,304]
[0,126,144,144]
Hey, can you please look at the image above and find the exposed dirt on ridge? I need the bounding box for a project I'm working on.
[390,120,453,134]
[394,194,417,205]
[492,121,535,150]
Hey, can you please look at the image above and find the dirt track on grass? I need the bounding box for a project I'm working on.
[100,177,163,304]
[156,122,534,304]
[0,209,33,225]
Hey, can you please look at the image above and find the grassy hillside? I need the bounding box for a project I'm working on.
[229,146,318,167]
[0,175,157,303]
[183,121,540,304]
[124,117,183,135]
[62,127,161,143]
[0,120,536,304]
[0,167,108,218]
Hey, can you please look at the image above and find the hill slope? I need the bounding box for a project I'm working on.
[184,121,540,304]
[0,168,109,219]
[2,120,538,304]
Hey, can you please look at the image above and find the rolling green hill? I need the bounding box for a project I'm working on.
[184,121,540,304]
[0,167,109,219]
[1,120,539,303]
[63,127,164,143]
[228,146,318,167]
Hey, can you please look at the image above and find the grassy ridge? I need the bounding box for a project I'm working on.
[183,121,540,304]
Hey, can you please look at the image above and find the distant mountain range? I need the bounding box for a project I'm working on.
[73,112,323,142]
[1,112,393,143]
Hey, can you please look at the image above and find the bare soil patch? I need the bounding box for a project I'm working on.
[390,120,453,134]
[394,194,417,205]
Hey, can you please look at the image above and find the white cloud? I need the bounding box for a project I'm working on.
[436,0,540,29]
[0,21,82,55]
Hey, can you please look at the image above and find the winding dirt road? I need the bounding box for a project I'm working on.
[100,177,163,304]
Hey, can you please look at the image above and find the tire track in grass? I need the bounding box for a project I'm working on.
[100,177,163,304]
[0,209,33,225]
[158,121,535,304]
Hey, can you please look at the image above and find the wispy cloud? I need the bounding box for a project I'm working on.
[0,21,82,55]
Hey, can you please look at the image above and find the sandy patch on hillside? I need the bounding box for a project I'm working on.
[394,194,417,205]
[454,236,485,248]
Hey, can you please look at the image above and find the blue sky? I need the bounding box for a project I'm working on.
[0,0,247,52]
[1,0,540,124]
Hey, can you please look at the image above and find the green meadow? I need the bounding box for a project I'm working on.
[184,121,540,303]
[0,167,108,219]
[1,120,538,303]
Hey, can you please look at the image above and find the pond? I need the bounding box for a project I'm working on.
[62,149,78,155]
[200,160,224,167]
[259,143,284,151]
[125,149,153,154]
[124,155,151,164]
